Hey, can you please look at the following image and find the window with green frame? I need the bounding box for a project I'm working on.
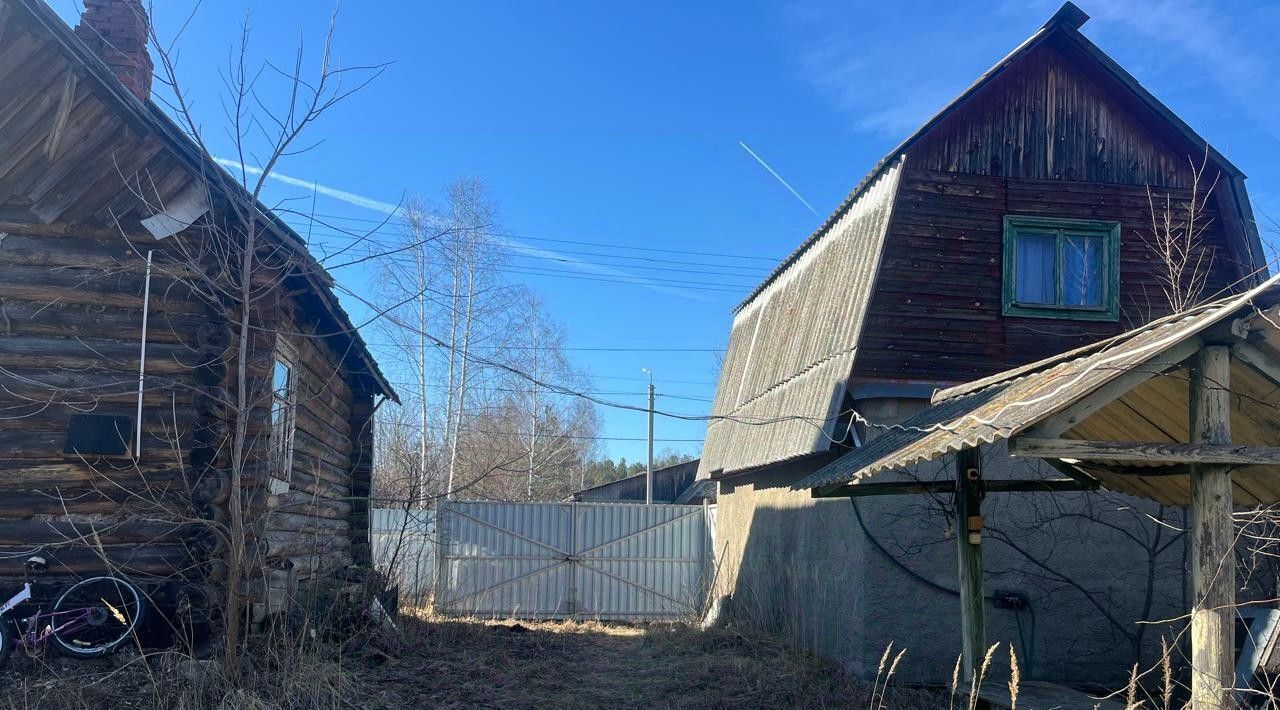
[1002,215,1121,321]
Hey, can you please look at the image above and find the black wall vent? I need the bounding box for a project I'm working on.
[64,414,134,457]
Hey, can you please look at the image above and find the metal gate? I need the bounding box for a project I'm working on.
[370,508,436,604]
[435,501,711,620]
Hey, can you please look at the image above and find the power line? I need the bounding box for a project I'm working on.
[295,227,763,287]
[384,380,715,402]
[366,340,724,353]
[345,252,751,294]
[282,211,784,262]
[300,227,770,281]
[336,281,846,442]
[285,222,772,274]
[377,419,705,443]
[497,265,750,291]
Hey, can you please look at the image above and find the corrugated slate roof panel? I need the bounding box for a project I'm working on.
[793,280,1280,492]
[698,159,903,477]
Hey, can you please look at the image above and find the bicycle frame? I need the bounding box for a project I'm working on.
[0,582,30,617]
[0,582,100,652]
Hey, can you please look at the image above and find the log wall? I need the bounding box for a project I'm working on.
[0,225,377,612]
[0,228,206,582]
[260,296,377,609]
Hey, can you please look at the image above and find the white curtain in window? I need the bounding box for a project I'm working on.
[1015,234,1056,304]
[1062,234,1103,306]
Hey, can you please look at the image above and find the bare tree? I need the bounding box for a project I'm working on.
[1142,151,1221,314]
[115,8,389,670]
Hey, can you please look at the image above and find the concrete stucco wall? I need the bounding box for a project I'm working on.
[713,415,1189,686]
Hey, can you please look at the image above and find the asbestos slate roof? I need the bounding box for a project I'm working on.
[794,277,1280,507]
[698,159,903,477]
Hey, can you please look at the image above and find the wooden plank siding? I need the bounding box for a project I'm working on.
[909,42,1200,188]
[851,39,1246,385]
[853,167,1240,383]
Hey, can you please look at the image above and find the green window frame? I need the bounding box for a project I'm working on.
[1002,215,1120,321]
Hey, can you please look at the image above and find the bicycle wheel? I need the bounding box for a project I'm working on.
[50,576,146,658]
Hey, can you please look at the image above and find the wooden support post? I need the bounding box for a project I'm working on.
[955,446,986,685]
[1189,346,1234,708]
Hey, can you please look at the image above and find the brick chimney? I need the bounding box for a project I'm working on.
[75,0,154,102]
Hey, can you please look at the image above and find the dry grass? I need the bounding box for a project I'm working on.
[360,610,944,709]
[0,610,945,709]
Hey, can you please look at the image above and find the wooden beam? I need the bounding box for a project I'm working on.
[985,478,1095,493]
[1010,438,1280,466]
[1022,336,1203,438]
[44,71,77,158]
[814,477,1090,498]
[1041,457,1103,489]
[1079,463,1191,478]
[1189,346,1234,706]
[1231,340,1280,388]
[815,480,955,498]
[955,447,985,685]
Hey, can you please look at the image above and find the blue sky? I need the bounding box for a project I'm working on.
[53,0,1280,463]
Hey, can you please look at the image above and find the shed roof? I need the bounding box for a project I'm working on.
[794,276,1280,506]
[699,1,1263,479]
[569,459,705,503]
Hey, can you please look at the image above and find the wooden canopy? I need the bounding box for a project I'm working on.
[795,279,1280,706]
[797,276,1280,507]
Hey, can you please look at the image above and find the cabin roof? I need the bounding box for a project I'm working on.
[10,0,397,402]
[793,275,1280,506]
[700,159,902,476]
[699,2,1263,478]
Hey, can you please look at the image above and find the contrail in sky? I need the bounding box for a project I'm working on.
[213,157,708,301]
[213,157,405,215]
[737,141,819,216]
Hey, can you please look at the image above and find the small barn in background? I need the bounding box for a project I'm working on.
[568,459,714,504]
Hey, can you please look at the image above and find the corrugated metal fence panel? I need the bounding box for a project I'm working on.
[436,501,574,619]
[435,501,712,621]
[370,509,436,603]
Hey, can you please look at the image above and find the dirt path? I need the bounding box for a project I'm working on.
[0,615,944,708]
[352,615,942,709]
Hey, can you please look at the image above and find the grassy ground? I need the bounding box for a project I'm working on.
[0,613,945,709]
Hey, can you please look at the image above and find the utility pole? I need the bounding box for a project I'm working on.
[643,369,654,505]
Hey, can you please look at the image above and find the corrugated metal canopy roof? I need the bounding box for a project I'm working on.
[795,277,1280,506]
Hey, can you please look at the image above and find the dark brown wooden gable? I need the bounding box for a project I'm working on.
[850,166,1241,385]
[908,40,1205,189]
[847,31,1254,387]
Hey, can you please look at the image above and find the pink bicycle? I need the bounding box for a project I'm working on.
[0,554,146,670]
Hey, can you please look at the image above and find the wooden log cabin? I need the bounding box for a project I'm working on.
[0,0,396,622]
[699,3,1267,685]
